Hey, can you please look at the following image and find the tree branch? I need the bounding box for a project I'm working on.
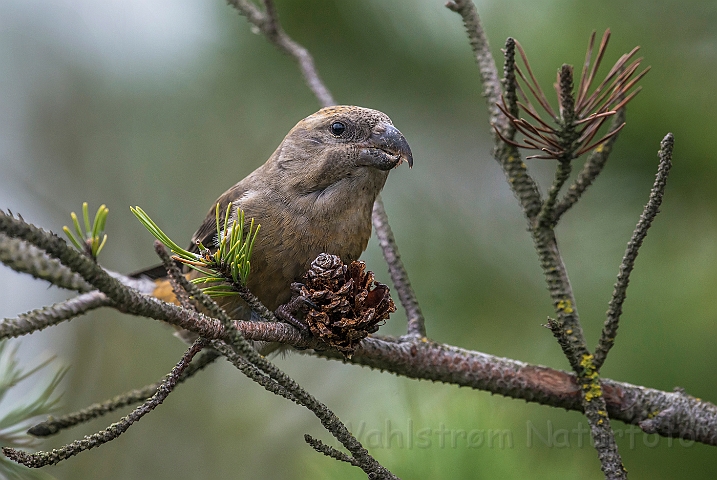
[0,232,91,292]
[5,338,207,467]
[0,291,111,339]
[314,336,717,447]
[304,434,361,467]
[445,0,506,134]
[28,350,220,437]
[226,0,335,108]
[372,197,426,337]
[594,133,673,370]
[212,319,717,448]
[449,2,627,476]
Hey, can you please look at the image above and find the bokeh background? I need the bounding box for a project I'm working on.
[2,0,717,478]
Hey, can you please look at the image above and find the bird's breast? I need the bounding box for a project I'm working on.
[240,189,374,311]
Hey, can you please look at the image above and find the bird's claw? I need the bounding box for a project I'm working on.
[275,303,309,332]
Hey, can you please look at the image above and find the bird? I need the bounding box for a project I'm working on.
[139,105,413,324]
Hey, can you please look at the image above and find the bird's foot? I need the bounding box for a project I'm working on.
[275,293,316,332]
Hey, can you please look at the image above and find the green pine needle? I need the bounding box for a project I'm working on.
[63,203,109,261]
[130,206,197,262]
[0,340,65,480]
[131,203,260,297]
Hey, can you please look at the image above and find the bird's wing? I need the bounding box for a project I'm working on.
[187,182,252,254]
[130,175,257,279]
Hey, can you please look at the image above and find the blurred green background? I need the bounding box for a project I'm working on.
[1,0,717,478]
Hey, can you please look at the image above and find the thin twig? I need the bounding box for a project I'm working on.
[28,349,220,437]
[235,284,281,323]
[212,338,298,396]
[544,317,576,361]
[226,0,335,107]
[594,133,673,370]
[304,434,361,467]
[501,38,519,140]
[155,241,195,311]
[5,338,207,467]
[211,340,396,479]
[447,0,542,220]
[445,0,506,134]
[0,291,111,339]
[537,160,572,229]
[372,197,425,337]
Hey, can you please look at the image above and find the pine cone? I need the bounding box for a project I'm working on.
[299,253,396,357]
[306,253,347,290]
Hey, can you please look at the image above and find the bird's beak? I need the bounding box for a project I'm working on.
[357,123,413,170]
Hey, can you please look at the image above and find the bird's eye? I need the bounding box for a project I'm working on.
[330,121,346,136]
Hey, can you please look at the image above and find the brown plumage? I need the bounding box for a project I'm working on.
[147,106,412,321]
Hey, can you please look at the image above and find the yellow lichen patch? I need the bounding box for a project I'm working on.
[579,354,603,402]
[556,299,574,314]
[580,354,598,377]
[583,381,603,402]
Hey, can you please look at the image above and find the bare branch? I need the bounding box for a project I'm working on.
[211,340,395,478]
[28,350,220,437]
[0,233,91,292]
[0,291,111,339]
[5,338,207,467]
[226,0,335,107]
[304,434,361,467]
[594,133,674,370]
[445,0,507,134]
[372,197,426,337]
[312,335,717,446]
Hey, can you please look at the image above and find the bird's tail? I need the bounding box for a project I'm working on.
[129,264,180,306]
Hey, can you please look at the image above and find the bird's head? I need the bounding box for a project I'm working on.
[269,106,412,199]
